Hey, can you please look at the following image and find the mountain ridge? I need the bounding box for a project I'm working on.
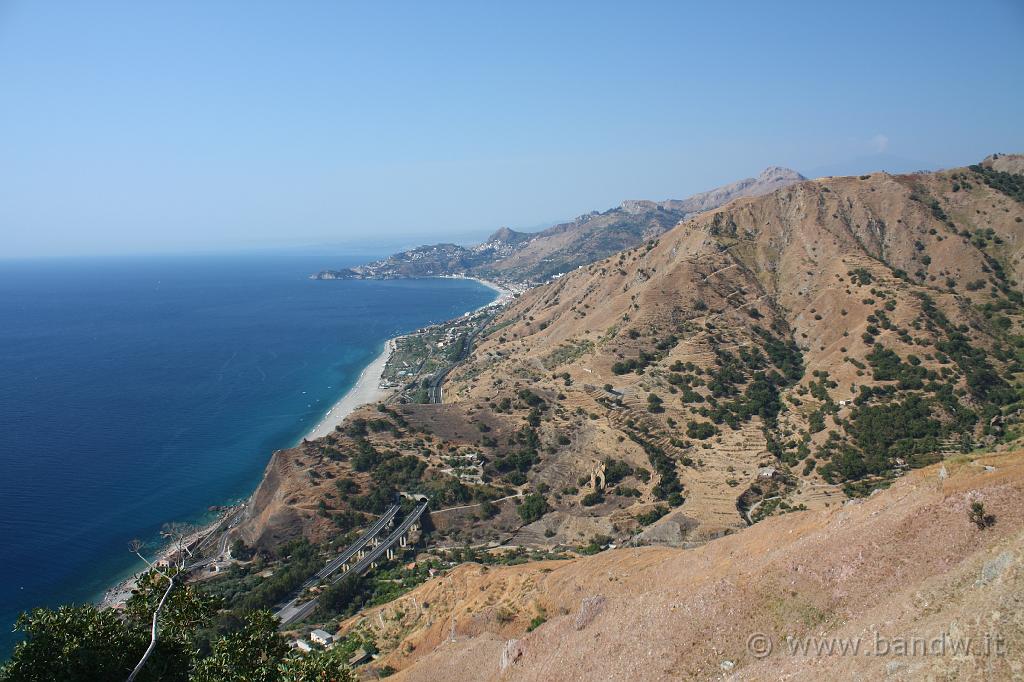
[230,155,1024,679]
[243,156,1023,551]
[312,166,806,284]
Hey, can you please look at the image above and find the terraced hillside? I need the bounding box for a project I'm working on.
[345,450,1024,681]
[441,159,1024,541]
[239,158,1024,556]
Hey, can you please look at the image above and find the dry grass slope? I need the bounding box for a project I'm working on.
[351,451,1024,681]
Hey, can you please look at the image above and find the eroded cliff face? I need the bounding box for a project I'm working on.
[346,451,1024,681]
[240,160,1024,564]
[240,448,311,548]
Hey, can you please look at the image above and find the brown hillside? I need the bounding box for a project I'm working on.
[441,163,1024,540]
[348,451,1024,681]
[238,160,1024,560]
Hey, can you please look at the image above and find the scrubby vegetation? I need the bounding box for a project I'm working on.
[1,571,354,682]
[518,493,549,524]
[971,164,1024,204]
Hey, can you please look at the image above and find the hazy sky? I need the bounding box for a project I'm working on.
[2,1,1022,258]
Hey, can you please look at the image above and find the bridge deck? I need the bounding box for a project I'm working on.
[276,502,427,626]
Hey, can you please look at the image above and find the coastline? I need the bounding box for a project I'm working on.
[96,335,400,610]
[453,275,514,307]
[301,276,507,441]
[97,275,506,611]
[99,504,240,609]
[302,338,398,441]
[301,276,508,443]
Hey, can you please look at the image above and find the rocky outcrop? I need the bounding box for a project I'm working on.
[982,152,1024,175]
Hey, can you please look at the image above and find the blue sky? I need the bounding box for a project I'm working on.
[1,1,1022,257]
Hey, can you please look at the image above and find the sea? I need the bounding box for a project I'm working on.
[0,250,496,657]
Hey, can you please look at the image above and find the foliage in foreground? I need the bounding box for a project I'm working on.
[0,570,354,682]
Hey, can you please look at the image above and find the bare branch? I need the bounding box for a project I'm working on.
[125,571,175,682]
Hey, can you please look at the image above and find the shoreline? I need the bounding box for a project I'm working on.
[96,275,507,611]
[448,275,514,307]
[301,276,507,441]
[98,504,240,609]
[302,338,398,441]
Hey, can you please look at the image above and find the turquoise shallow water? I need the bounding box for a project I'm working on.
[0,250,495,656]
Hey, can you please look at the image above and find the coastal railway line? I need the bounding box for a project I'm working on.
[276,501,428,626]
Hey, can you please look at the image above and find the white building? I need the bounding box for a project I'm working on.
[310,629,334,646]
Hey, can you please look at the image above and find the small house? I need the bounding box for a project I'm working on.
[294,639,313,653]
[155,550,183,570]
[310,629,334,646]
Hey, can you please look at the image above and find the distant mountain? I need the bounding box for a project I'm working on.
[624,166,805,214]
[312,166,806,284]
[242,157,1024,680]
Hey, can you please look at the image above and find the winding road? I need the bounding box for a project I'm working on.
[428,311,497,403]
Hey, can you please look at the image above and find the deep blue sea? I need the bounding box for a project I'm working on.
[0,251,494,656]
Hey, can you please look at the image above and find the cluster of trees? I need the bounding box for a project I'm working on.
[346,435,429,510]
[518,492,548,524]
[866,344,931,389]
[685,421,717,440]
[818,395,942,484]
[624,430,684,505]
[318,575,367,619]
[233,540,321,612]
[970,164,1024,204]
[813,288,1021,486]
[635,504,668,526]
[611,333,681,376]
[917,294,1017,409]
[1,570,354,682]
[611,351,658,375]
[491,425,541,485]
[695,327,803,430]
[602,458,634,486]
[848,268,874,286]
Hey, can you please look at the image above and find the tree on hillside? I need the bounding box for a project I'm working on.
[518,493,548,524]
[1,570,355,682]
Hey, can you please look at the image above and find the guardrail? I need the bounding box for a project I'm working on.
[314,504,400,580]
[329,501,428,583]
[276,501,427,626]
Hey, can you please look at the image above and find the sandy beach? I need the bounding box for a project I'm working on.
[469,277,513,305]
[304,277,506,442]
[97,278,503,611]
[97,276,505,610]
[302,338,396,440]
